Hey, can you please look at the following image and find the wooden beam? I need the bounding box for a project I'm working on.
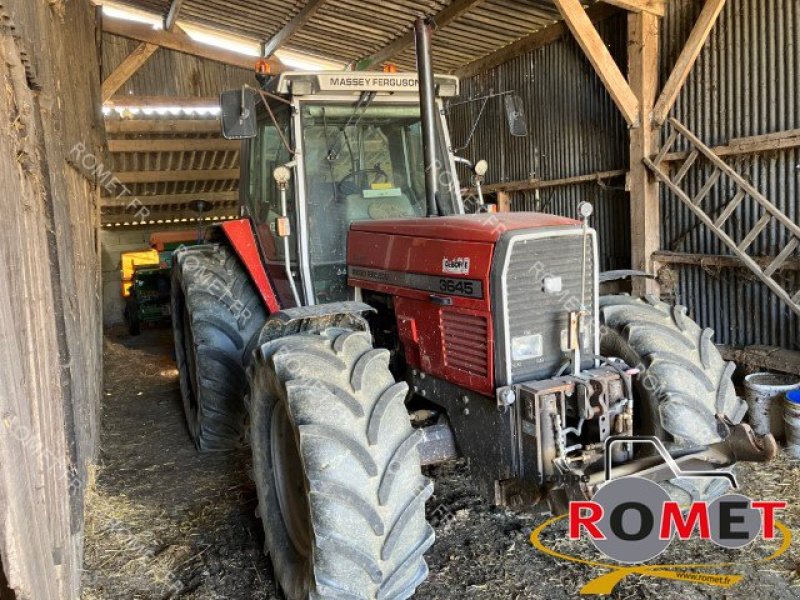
[104,95,218,108]
[719,345,800,377]
[108,139,239,153]
[554,0,640,126]
[164,0,185,31]
[262,0,327,57]
[101,42,159,102]
[654,250,800,272]
[102,208,239,226]
[359,0,487,69]
[601,0,666,16]
[115,169,240,184]
[661,128,800,162]
[474,169,626,195]
[652,0,726,124]
[102,191,238,208]
[103,16,279,72]
[105,119,220,135]
[456,3,619,79]
[628,12,661,295]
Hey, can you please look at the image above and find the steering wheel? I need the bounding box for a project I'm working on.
[337,166,389,197]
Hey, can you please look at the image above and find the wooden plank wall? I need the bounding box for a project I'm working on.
[0,0,103,598]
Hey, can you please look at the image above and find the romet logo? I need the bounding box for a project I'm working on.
[530,437,791,595]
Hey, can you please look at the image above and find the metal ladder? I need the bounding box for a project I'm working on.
[644,117,800,318]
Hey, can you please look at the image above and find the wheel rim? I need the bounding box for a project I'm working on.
[270,402,312,558]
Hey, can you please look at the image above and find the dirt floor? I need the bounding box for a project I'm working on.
[83,328,800,599]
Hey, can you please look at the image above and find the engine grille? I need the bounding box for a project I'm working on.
[495,230,596,385]
[441,311,489,377]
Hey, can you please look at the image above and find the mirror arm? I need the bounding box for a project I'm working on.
[277,175,302,308]
[239,87,251,124]
[453,156,485,207]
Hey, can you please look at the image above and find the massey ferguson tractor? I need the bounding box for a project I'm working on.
[170,18,775,600]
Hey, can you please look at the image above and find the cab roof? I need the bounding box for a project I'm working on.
[272,71,459,98]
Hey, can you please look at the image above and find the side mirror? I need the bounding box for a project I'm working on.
[220,88,257,140]
[504,94,528,137]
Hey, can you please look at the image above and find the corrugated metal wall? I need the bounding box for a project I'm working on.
[661,0,799,349]
[452,1,798,350]
[449,15,630,271]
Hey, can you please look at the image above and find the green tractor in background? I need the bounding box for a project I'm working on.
[124,265,173,336]
[122,231,201,336]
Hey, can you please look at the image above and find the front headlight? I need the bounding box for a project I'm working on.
[511,333,543,361]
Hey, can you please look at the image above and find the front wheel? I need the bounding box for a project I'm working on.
[248,329,434,600]
[599,295,748,504]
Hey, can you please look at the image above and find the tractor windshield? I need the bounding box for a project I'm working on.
[300,101,460,302]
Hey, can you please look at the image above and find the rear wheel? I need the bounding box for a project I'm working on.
[171,243,267,451]
[599,295,747,503]
[249,329,434,600]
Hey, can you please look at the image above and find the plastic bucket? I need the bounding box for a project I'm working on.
[744,372,800,440]
[784,390,800,459]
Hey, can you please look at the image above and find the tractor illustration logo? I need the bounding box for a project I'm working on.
[442,257,470,275]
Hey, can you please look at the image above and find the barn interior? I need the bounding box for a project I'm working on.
[1,0,799,598]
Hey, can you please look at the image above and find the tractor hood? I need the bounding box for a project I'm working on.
[349,212,581,243]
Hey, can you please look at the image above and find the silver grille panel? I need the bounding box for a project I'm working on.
[496,228,597,385]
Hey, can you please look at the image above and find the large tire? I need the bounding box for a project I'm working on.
[248,329,434,600]
[171,244,267,451]
[599,295,748,503]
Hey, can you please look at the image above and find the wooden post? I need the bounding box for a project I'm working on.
[628,12,661,295]
[496,191,511,212]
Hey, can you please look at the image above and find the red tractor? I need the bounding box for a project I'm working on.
[171,19,774,600]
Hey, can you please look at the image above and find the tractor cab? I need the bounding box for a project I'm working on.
[228,72,465,306]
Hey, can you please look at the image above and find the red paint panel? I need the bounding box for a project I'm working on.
[348,226,496,396]
[394,297,494,396]
[219,219,281,314]
[348,230,494,312]
[350,212,581,243]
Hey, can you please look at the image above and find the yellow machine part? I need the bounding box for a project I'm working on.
[120,249,161,297]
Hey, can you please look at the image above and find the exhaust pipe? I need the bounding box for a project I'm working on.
[414,17,439,217]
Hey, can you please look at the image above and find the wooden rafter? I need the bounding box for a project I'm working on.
[652,0,726,124]
[602,0,666,16]
[102,191,238,208]
[104,95,218,108]
[103,17,280,72]
[104,119,220,135]
[102,208,238,226]
[108,139,238,153]
[262,0,327,57]
[101,42,159,102]
[553,0,640,126]
[115,169,240,184]
[164,0,186,31]
[359,0,487,69]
